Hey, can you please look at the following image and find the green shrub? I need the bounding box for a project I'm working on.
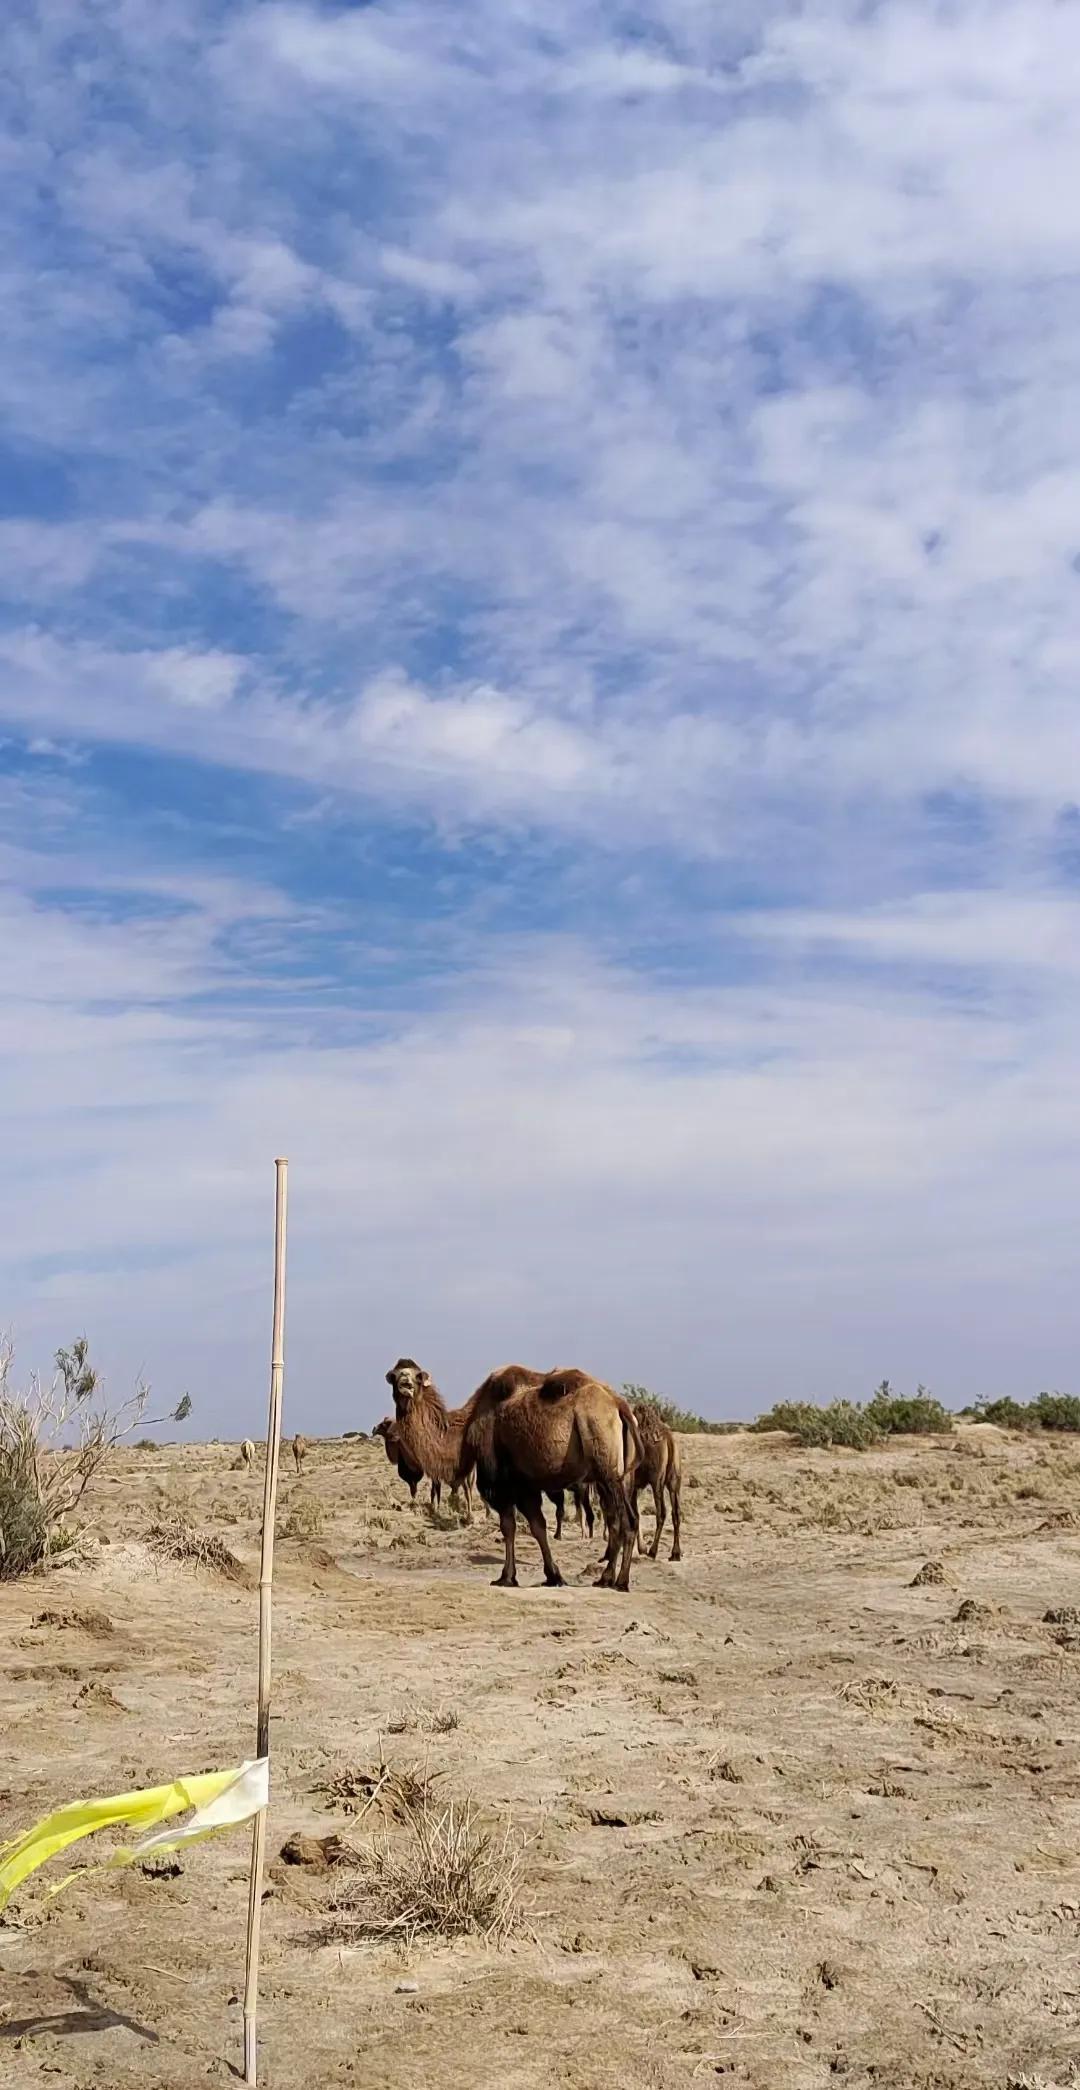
[966,1396,1036,1429]
[750,1400,881,1450]
[1029,1392,1080,1432]
[968,1391,1080,1433]
[623,1384,739,1435]
[865,1383,953,1435]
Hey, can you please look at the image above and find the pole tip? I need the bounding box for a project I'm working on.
[275,1156,288,1166]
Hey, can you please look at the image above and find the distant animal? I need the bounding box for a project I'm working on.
[292,1432,307,1476]
[232,1438,256,1472]
[630,1404,683,1561]
[373,1415,443,1510]
[386,1359,641,1590]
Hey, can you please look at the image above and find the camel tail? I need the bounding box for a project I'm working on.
[616,1397,645,1476]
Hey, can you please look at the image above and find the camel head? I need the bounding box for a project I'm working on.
[385,1357,430,1413]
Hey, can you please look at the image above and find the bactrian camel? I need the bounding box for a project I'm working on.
[630,1404,683,1561]
[382,1363,593,1549]
[373,1415,443,1510]
[386,1359,642,1591]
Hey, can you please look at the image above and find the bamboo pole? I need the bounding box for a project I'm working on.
[243,1157,288,2086]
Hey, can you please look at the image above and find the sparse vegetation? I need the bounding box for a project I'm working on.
[387,1700,460,1736]
[282,1495,324,1539]
[321,1788,524,1945]
[966,1391,1080,1433]
[0,1335,192,1580]
[145,1513,244,1580]
[751,1383,953,1448]
[622,1384,738,1434]
[865,1382,953,1434]
[750,1399,882,1449]
[321,1755,442,1821]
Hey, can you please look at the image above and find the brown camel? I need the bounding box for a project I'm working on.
[292,1432,307,1476]
[386,1359,641,1591]
[383,1362,589,1550]
[373,1415,443,1511]
[630,1404,683,1561]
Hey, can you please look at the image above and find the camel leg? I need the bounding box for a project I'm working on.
[461,1475,473,1523]
[615,1482,638,1591]
[493,1506,519,1587]
[522,1490,564,1587]
[593,1479,624,1588]
[669,1479,682,1561]
[649,1479,665,1560]
[430,1479,442,1510]
[582,1486,595,1540]
[552,1490,565,1542]
[635,1481,647,1555]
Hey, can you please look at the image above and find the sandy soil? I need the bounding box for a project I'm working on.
[3,1424,1080,2089]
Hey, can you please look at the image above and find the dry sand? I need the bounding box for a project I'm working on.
[3,1423,1080,2089]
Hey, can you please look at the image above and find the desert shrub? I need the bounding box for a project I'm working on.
[751,1399,882,1450]
[753,1383,955,1449]
[145,1514,244,1579]
[1029,1391,1080,1432]
[134,1438,162,1453]
[282,1495,324,1539]
[966,1392,1080,1433]
[0,1336,192,1581]
[623,1384,739,1434]
[865,1382,953,1435]
[322,1790,524,1945]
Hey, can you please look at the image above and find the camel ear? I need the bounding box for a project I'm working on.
[417,1368,430,1389]
[385,1369,395,1386]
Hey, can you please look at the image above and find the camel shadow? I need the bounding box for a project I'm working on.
[0,1975,159,2045]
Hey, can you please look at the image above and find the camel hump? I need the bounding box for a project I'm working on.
[538,1368,593,1402]
[475,1364,543,1405]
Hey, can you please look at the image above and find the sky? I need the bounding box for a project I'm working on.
[2,0,1080,1435]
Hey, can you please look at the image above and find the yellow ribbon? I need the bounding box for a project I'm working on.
[0,1758,268,1910]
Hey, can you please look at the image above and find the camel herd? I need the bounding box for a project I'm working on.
[375,1360,683,1593]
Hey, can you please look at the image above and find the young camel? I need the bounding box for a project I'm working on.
[630,1405,683,1561]
[372,1415,442,1509]
[386,1360,641,1591]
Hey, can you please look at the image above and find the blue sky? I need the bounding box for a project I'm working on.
[3,0,1080,1432]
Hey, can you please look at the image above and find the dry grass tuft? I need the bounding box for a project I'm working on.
[321,1789,525,1946]
[33,1606,114,1636]
[387,1700,460,1736]
[145,1514,245,1580]
[282,1495,324,1539]
[839,1675,904,1712]
[910,1559,946,1586]
[322,1755,442,1822]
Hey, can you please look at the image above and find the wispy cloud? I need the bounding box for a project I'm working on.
[2,1,1078,1416]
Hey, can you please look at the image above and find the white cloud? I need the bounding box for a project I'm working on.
[4,850,1080,1420]
[3,0,1080,1420]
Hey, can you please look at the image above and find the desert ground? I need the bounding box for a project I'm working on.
[2,1423,1080,2089]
